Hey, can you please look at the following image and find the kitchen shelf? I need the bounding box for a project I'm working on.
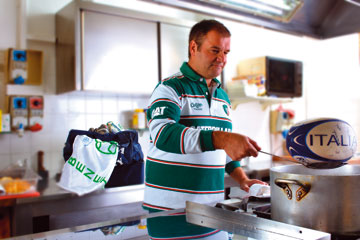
[231,96,292,110]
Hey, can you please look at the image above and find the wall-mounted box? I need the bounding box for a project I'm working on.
[8,49,43,86]
[9,49,28,84]
[10,96,28,129]
[28,96,44,131]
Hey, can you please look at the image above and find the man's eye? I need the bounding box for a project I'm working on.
[212,49,219,54]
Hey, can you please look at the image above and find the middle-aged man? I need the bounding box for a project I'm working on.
[143,19,267,239]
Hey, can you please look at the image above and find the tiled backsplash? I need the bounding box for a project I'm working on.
[0,92,150,177]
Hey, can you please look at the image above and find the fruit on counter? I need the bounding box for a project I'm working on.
[0,176,13,182]
[2,178,31,194]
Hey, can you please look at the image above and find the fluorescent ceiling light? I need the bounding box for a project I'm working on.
[197,0,303,22]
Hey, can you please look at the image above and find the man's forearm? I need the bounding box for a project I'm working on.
[212,131,227,150]
[229,166,249,185]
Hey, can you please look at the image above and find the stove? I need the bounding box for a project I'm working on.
[213,197,360,240]
[186,200,331,240]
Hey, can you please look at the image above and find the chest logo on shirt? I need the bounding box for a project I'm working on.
[152,106,166,118]
[190,102,203,111]
[223,104,229,116]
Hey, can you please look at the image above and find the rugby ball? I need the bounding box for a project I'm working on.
[286,118,357,165]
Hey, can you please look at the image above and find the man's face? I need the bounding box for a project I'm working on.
[189,30,230,80]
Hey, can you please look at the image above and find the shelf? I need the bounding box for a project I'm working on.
[7,84,44,96]
[231,96,292,110]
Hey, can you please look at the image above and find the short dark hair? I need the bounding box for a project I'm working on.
[188,19,231,58]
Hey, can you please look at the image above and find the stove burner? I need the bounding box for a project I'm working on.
[218,197,360,240]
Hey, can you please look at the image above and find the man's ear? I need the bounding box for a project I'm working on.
[189,40,197,57]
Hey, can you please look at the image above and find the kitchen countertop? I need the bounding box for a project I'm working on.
[6,157,360,239]
[3,160,290,238]
[11,160,278,205]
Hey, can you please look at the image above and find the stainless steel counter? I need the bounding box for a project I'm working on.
[5,160,278,238]
[9,178,146,236]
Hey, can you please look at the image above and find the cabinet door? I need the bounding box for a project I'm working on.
[82,10,158,94]
[160,23,190,79]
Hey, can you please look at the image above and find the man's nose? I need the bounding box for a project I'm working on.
[216,52,226,62]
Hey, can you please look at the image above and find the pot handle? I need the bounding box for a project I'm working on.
[275,178,311,201]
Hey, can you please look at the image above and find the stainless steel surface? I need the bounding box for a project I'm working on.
[144,0,360,39]
[160,22,190,80]
[271,164,360,234]
[186,201,331,240]
[82,10,158,94]
[10,174,242,237]
[11,177,146,236]
[7,204,184,240]
[56,0,195,94]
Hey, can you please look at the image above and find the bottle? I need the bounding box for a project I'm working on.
[132,109,145,129]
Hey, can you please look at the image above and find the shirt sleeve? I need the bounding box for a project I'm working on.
[225,154,241,174]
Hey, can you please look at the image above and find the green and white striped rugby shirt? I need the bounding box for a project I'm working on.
[143,62,241,211]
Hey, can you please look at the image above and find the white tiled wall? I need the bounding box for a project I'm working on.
[0,92,150,177]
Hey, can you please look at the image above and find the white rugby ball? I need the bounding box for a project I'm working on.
[286,118,357,165]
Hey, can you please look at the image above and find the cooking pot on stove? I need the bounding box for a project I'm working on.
[270,164,360,235]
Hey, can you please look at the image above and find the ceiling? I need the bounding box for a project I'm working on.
[144,0,360,39]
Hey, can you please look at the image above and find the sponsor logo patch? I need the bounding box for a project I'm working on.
[152,106,166,118]
[223,104,229,116]
[190,102,203,111]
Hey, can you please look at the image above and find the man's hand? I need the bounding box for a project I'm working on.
[229,167,268,192]
[212,131,261,160]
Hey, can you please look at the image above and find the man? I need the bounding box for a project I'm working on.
[143,19,266,239]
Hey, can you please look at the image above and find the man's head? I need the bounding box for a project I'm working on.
[188,19,231,81]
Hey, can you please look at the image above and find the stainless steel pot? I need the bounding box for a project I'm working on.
[270,164,360,234]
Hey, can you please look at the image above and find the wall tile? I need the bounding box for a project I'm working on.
[102,113,120,126]
[50,131,68,153]
[0,154,11,170]
[117,98,134,111]
[10,133,31,154]
[102,96,118,114]
[42,113,69,134]
[43,95,56,114]
[30,132,51,152]
[0,134,11,154]
[67,113,87,131]
[51,151,65,176]
[68,92,86,114]
[9,153,32,167]
[85,94,102,114]
[55,94,69,114]
[85,114,103,130]
[132,96,149,109]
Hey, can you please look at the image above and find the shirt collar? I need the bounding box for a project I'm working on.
[180,62,222,87]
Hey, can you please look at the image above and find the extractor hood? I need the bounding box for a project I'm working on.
[144,0,360,39]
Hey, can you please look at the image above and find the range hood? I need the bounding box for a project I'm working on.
[144,0,360,39]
